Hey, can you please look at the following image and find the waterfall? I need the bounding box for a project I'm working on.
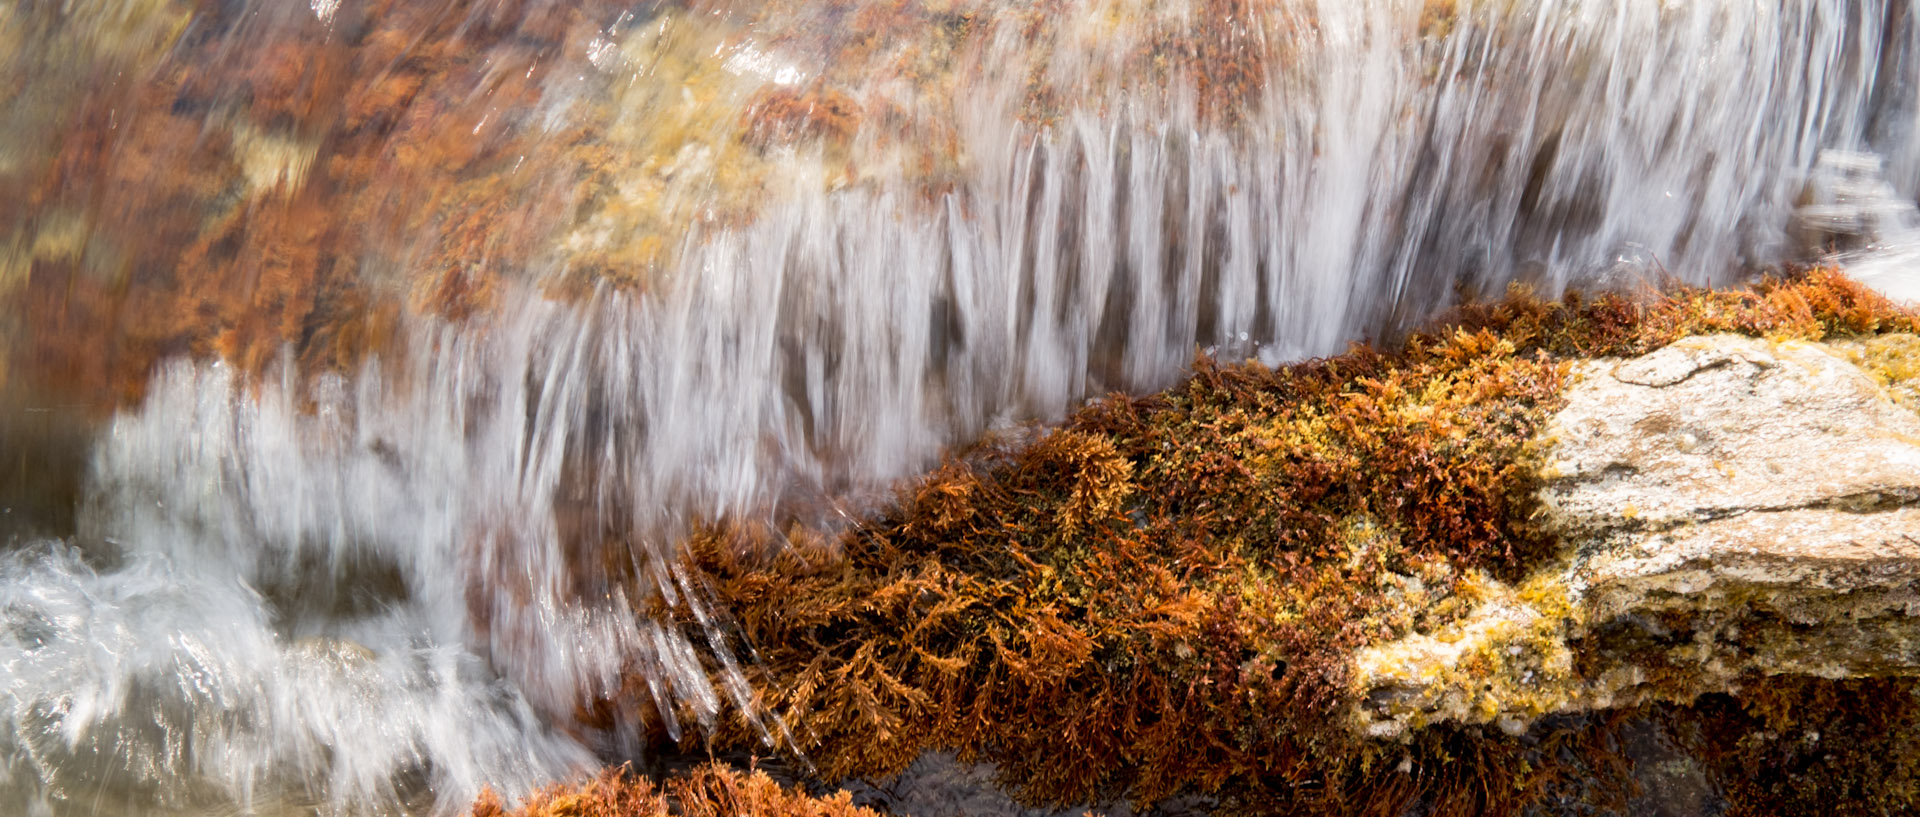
[1,0,1917,813]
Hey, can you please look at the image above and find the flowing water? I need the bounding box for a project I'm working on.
[1,0,1918,814]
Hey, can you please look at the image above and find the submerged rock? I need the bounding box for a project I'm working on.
[1354,332,1920,738]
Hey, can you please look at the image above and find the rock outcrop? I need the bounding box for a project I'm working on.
[656,270,1920,817]
[1354,332,1920,738]
[474,287,1920,814]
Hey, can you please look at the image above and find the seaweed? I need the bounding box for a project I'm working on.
[472,763,880,817]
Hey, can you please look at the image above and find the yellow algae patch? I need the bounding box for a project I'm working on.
[52,0,188,62]
[1,211,107,298]
[1839,332,1920,412]
[1351,569,1588,739]
[554,12,869,293]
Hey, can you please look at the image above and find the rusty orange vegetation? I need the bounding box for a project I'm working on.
[742,85,864,151]
[472,764,880,817]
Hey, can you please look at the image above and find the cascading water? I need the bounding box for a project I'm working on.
[1,0,1917,813]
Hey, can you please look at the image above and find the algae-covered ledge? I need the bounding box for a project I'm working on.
[495,269,1920,817]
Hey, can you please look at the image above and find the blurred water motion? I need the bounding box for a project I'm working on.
[0,0,1916,813]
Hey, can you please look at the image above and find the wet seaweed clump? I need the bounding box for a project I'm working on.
[472,764,878,817]
[601,268,1920,816]
[1693,677,1920,817]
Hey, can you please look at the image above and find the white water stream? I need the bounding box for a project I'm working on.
[3,0,1919,814]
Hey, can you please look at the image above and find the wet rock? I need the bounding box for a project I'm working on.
[0,0,610,407]
[837,752,1102,817]
[0,392,92,541]
[1354,333,1920,738]
[831,751,1216,817]
[1618,717,1725,817]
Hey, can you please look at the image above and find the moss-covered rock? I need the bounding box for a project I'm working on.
[1356,330,1920,740]
[598,268,1920,815]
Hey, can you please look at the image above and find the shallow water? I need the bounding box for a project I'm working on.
[1,0,1918,813]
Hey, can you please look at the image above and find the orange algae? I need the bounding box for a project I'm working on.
[472,764,879,817]
[0,0,1450,412]
[742,85,865,151]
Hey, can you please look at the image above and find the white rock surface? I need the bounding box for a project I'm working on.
[1540,334,1920,533]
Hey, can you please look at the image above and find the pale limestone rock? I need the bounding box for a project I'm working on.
[1353,334,1920,739]
[1539,334,1920,533]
